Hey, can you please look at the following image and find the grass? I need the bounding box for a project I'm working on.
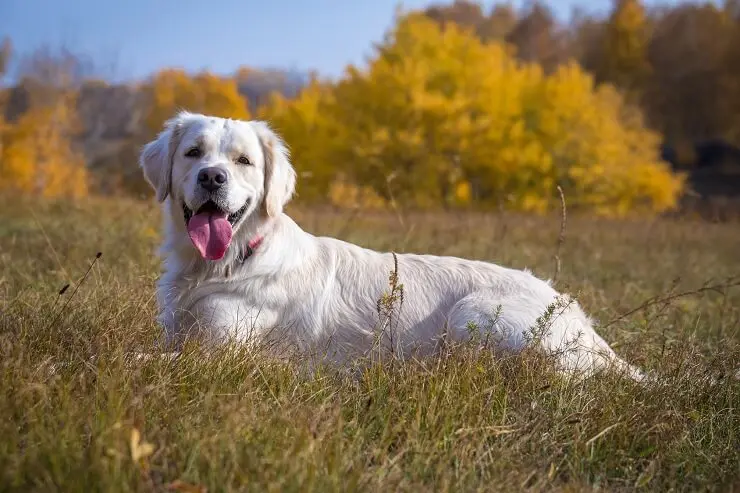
[0,193,739,492]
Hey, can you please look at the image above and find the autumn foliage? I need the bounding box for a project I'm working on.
[0,8,690,216]
[261,13,684,215]
[0,84,88,199]
[143,69,250,136]
[1,96,88,199]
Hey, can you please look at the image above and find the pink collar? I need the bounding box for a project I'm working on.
[238,235,264,263]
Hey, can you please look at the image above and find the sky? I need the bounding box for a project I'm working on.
[1,0,687,82]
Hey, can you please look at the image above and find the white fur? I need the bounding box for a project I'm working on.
[140,111,644,382]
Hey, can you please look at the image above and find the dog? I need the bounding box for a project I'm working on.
[139,111,645,382]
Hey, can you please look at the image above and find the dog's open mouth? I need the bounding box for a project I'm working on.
[182,200,250,261]
[182,200,249,227]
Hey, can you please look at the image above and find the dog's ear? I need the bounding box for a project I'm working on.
[139,112,189,202]
[253,121,297,217]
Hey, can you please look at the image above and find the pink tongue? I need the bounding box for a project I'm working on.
[187,212,233,260]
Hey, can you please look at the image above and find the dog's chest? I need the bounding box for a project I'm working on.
[171,273,309,333]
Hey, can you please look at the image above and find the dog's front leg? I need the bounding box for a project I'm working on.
[171,293,278,349]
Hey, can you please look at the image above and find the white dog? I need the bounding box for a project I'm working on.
[139,111,644,382]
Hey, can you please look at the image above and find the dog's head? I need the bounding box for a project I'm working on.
[140,111,296,260]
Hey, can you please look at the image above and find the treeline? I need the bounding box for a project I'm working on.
[1,0,739,215]
[423,0,740,202]
[0,42,307,199]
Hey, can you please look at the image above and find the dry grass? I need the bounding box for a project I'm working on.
[0,193,739,492]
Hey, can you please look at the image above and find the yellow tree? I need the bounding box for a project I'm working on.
[323,13,561,210]
[1,44,89,199]
[258,77,340,202]
[1,90,88,198]
[327,12,517,207]
[536,62,684,215]
[144,69,249,136]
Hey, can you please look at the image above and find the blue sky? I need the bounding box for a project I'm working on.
[2,0,686,82]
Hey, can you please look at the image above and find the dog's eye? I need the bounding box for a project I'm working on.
[185,147,202,158]
[237,155,251,166]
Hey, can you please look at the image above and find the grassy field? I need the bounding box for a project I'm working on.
[1,193,739,492]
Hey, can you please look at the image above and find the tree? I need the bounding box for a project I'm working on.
[143,69,249,136]
[258,76,339,202]
[719,6,740,146]
[75,79,148,196]
[598,0,652,101]
[423,1,567,71]
[483,4,519,41]
[645,4,735,144]
[0,45,89,199]
[235,67,307,110]
[537,63,683,214]
[326,12,515,207]
[1,91,88,198]
[569,9,606,76]
[424,0,489,36]
[505,2,568,73]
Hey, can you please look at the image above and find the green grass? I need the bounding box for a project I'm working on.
[1,193,739,492]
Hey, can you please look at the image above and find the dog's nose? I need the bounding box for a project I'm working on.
[197,168,227,192]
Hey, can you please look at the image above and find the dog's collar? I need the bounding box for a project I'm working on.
[236,235,264,264]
